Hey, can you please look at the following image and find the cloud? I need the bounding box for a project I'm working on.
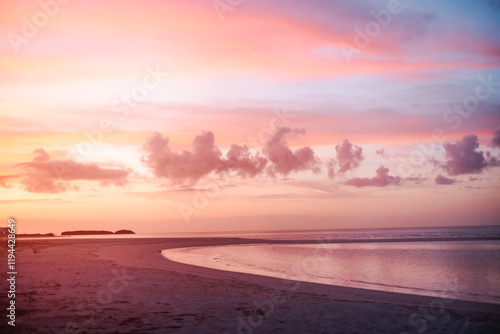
[327,159,336,179]
[376,148,385,156]
[335,139,364,173]
[0,175,18,188]
[221,144,267,177]
[442,134,492,175]
[405,176,427,185]
[345,166,401,187]
[20,174,68,193]
[435,175,455,185]
[492,129,500,148]
[33,148,50,162]
[142,131,267,184]
[485,151,499,167]
[263,127,320,176]
[17,149,130,193]
[142,131,222,184]
[143,127,321,184]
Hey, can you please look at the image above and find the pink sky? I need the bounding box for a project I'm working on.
[1,0,500,234]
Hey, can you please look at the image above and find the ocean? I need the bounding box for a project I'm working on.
[163,225,500,305]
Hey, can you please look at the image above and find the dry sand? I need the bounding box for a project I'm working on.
[1,237,499,333]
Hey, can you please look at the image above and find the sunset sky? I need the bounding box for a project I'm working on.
[1,0,500,234]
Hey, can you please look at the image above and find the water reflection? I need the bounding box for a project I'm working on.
[164,240,500,304]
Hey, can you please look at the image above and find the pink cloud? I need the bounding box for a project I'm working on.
[33,148,50,162]
[327,159,336,179]
[142,131,268,185]
[0,175,18,188]
[327,139,364,179]
[142,131,222,184]
[335,139,364,173]
[143,127,321,184]
[221,144,268,177]
[345,166,401,187]
[17,149,130,193]
[263,127,320,176]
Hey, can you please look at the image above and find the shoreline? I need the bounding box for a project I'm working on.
[162,241,500,305]
[11,234,500,242]
[3,237,500,333]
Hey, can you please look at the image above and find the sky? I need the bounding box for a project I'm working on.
[1,0,500,234]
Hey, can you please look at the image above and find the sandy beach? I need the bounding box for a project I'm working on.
[2,237,500,333]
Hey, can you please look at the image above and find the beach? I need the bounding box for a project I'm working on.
[2,237,500,333]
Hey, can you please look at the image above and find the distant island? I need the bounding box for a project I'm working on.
[61,230,135,236]
[114,229,135,234]
[16,233,55,238]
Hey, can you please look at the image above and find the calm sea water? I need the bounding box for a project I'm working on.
[163,225,500,305]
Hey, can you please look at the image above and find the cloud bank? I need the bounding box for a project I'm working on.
[14,130,499,193]
[17,149,130,193]
[143,127,320,184]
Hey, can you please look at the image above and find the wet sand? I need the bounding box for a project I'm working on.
[2,237,499,333]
